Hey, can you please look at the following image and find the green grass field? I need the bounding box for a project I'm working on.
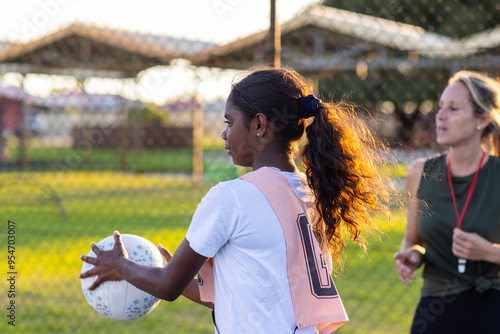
[7,146,205,172]
[0,162,422,333]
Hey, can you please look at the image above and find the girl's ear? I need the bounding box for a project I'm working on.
[252,113,268,137]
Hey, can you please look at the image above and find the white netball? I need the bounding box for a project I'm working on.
[80,234,165,320]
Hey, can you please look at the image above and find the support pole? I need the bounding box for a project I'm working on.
[118,80,128,171]
[269,0,281,68]
[19,74,29,170]
[192,95,203,183]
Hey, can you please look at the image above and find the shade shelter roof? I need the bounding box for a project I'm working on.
[450,26,500,58]
[0,22,215,79]
[189,5,500,73]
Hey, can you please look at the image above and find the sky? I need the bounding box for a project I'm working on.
[1,0,320,45]
[0,1,321,103]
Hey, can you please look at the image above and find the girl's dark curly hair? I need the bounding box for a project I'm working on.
[229,66,392,265]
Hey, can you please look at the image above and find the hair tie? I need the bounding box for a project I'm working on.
[298,94,322,119]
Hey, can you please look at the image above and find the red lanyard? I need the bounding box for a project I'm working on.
[447,151,486,229]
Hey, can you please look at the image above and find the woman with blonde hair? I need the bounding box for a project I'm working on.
[394,70,500,333]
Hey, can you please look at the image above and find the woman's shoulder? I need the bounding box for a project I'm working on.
[416,152,447,174]
[406,158,426,192]
[406,152,445,170]
[405,153,446,192]
[407,158,426,174]
[488,155,500,165]
[486,155,500,173]
[423,152,446,164]
[406,154,440,178]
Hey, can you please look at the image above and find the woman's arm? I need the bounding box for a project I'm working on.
[393,158,426,285]
[79,232,209,304]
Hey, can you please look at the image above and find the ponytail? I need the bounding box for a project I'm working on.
[301,101,392,266]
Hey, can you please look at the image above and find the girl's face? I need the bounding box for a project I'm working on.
[435,81,486,148]
[221,99,257,167]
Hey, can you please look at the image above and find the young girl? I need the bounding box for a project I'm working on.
[79,67,391,333]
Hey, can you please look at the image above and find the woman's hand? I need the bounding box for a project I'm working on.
[78,231,129,290]
[394,248,424,286]
[452,228,500,264]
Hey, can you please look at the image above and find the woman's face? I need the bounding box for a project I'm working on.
[435,81,484,148]
[221,99,257,167]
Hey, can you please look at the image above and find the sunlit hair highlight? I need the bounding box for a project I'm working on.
[302,100,392,266]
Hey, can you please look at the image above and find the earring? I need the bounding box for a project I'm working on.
[257,133,260,137]
[477,126,481,130]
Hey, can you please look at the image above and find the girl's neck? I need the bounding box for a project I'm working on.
[252,151,298,173]
[448,144,488,177]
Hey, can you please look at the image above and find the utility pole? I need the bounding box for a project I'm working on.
[269,0,281,68]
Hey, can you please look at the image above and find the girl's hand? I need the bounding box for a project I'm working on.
[452,228,499,263]
[394,249,424,286]
[157,243,172,264]
[78,231,129,290]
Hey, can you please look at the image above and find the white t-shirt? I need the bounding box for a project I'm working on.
[186,170,317,334]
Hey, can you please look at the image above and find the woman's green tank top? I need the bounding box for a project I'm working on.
[418,154,500,296]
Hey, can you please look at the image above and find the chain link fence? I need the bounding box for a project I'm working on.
[1,0,499,333]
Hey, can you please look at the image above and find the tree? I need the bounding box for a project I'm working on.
[322,0,500,38]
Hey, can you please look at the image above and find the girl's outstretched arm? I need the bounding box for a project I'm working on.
[79,231,208,304]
